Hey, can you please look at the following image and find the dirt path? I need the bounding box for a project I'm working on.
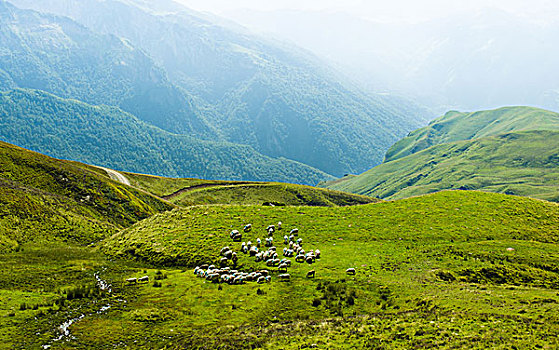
[96,166,131,186]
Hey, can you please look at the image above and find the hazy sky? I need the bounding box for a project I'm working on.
[178,0,559,23]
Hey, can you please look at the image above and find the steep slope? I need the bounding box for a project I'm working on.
[7,0,431,177]
[0,140,173,251]
[325,130,559,202]
[0,89,333,184]
[385,106,559,162]
[0,0,212,137]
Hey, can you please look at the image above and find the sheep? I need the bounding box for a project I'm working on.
[138,276,150,283]
[125,277,137,284]
[297,238,303,245]
[278,263,288,272]
[305,256,315,264]
[200,264,209,269]
[230,230,239,238]
[277,221,282,230]
[220,257,229,266]
[315,249,321,259]
[257,276,266,284]
[250,246,259,256]
[295,254,305,263]
[220,246,231,255]
[266,225,275,233]
[223,250,233,259]
[259,270,270,276]
[290,228,299,235]
[284,235,289,245]
[247,241,252,248]
[244,224,252,232]
[289,234,295,242]
[255,253,263,262]
[306,270,316,278]
[346,268,356,275]
[278,274,291,281]
[233,233,243,242]
[265,237,273,247]
[231,252,238,263]
[256,238,262,247]
[241,245,249,254]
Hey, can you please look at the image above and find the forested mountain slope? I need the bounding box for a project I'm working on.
[7,0,432,177]
[0,89,333,184]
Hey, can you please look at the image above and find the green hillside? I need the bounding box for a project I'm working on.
[0,140,173,252]
[325,130,559,202]
[0,0,212,138]
[385,106,559,162]
[125,172,378,207]
[0,89,333,185]
[93,191,559,349]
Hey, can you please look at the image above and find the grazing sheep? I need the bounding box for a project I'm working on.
[255,253,263,262]
[278,274,291,281]
[266,225,275,233]
[250,246,259,256]
[278,263,288,272]
[224,250,233,259]
[241,245,248,254]
[305,256,315,264]
[290,228,299,235]
[277,222,282,230]
[220,257,229,266]
[200,264,209,269]
[296,255,305,263]
[230,230,239,238]
[346,268,356,275]
[257,276,266,284]
[233,233,243,242]
[306,270,315,278]
[126,277,137,284]
[284,235,289,245]
[231,252,238,263]
[259,270,270,276]
[256,238,262,247]
[315,249,321,259]
[244,224,252,232]
[289,234,295,242]
[220,246,231,255]
[297,238,303,245]
[138,276,150,283]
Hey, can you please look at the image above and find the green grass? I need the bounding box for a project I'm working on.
[0,191,558,348]
[0,141,173,251]
[385,106,559,162]
[125,172,378,207]
[325,130,559,202]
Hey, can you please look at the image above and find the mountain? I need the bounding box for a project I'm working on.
[385,106,559,162]
[0,139,173,252]
[0,89,333,184]
[6,0,431,177]
[323,107,559,202]
[222,8,559,113]
[0,0,213,138]
[325,130,559,202]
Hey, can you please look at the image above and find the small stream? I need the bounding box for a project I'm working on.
[41,269,115,349]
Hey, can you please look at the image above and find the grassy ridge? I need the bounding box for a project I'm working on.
[0,141,173,251]
[125,172,377,207]
[385,106,559,162]
[324,130,559,202]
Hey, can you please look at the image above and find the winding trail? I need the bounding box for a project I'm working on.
[96,166,131,186]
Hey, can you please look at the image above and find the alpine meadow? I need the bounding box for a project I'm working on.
[0,0,558,349]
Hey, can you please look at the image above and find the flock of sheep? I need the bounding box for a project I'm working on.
[193,221,329,285]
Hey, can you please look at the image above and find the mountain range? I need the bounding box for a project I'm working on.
[1,0,431,180]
